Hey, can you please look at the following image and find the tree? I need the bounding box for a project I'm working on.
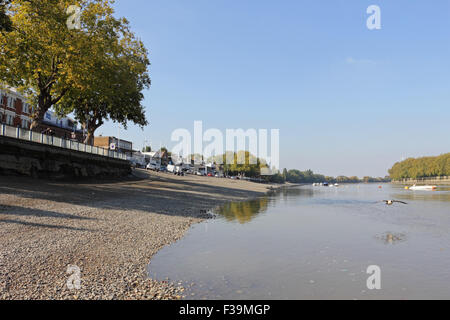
[58,16,151,144]
[208,151,263,178]
[389,153,450,180]
[282,168,288,181]
[0,0,131,130]
[0,0,12,32]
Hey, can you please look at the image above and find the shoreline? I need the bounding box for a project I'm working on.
[0,170,278,300]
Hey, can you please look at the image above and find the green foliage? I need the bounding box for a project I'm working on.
[216,198,269,224]
[210,151,263,178]
[1,0,94,128]
[208,151,389,184]
[159,147,171,157]
[58,2,150,144]
[270,169,390,184]
[0,0,149,138]
[262,173,285,184]
[389,153,450,180]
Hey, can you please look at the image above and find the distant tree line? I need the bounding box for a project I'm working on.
[207,151,390,184]
[389,153,450,180]
[264,169,390,184]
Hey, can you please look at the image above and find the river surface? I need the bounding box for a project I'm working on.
[148,184,450,300]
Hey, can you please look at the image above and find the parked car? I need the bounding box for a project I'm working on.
[168,164,185,175]
[146,163,160,171]
[167,164,176,173]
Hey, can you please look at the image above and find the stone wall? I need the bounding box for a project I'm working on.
[0,135,131,179]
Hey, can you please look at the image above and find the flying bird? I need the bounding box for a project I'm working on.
[383,200,408,206]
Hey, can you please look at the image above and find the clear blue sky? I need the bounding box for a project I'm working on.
[98,0,450,177]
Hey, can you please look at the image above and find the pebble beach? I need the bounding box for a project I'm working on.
[0,170,274,300]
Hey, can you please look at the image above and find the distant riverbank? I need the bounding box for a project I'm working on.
[392,176,450,185]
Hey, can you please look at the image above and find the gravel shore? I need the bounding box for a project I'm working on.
[0,170,275,300]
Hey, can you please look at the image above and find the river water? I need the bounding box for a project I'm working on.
[148,184,450,300]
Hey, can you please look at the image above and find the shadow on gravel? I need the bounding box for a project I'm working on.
[0,219,96,232]
[0,205,97,221]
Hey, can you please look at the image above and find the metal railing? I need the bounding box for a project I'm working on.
[392,176,450,184]
[0,123,127,160]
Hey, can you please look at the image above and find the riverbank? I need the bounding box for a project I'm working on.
[391,176,450,186]
[0,170,278,300]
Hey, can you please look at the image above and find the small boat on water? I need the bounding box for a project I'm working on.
[407,185,437,191]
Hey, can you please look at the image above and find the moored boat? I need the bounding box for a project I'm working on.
[408,185,437,191]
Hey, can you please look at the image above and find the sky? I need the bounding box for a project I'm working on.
[98,0,450,177]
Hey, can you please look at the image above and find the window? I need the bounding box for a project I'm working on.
[7,97,15,108]
[6,114,14,125]
[22,103,29,114]
[21,119,29,129]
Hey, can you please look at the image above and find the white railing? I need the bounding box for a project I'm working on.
[0,123,127,161]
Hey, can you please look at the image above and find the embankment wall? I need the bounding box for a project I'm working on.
[0,135,131,179]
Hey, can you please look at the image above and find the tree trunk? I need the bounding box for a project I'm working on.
[84,130,95,145]
[30,91,50,131]
[30,107,48,131]
[83,118,102,146]
[30,78,67,131]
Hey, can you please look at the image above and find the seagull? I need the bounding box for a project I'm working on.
[383,200,408,206]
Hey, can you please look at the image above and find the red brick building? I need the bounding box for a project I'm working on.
[0,88,32,128]
[94,136,134,156]
[0,88,83,141]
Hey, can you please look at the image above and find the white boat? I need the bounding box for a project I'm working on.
[408,185,437,191]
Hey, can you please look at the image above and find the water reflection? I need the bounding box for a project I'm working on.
[375,232,407,245]
[149,184,450,300]
[393,188,450,203]
[216,187,314,224]
[215,198,269,224]
[276,186,314,198]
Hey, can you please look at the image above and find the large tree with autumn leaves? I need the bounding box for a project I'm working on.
[56,6,150,144]
[0,0,150,139]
